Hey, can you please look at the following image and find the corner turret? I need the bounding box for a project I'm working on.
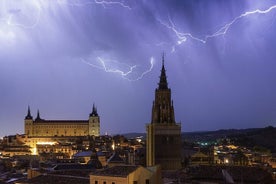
[25,106,33,120]
[90,104,98,117]
[35,110,41,121]
[89,103,100,136]
[24,106,33,136]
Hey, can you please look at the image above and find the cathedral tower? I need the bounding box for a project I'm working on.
[146,55,182,170]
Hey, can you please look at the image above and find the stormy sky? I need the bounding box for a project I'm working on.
[1,0,276,137]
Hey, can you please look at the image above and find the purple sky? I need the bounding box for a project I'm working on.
[1,0,276,137]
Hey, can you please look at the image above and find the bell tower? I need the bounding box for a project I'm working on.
[146,55,182,170]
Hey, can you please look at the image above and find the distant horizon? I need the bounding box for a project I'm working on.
[2,125,274,138]
[122,125,275,134]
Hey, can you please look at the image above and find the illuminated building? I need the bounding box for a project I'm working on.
[146,55,182,170]
[23,104,100,156]
[24,104,100,137]
[0,134,31,157]
[190,151,210,165]
[90,165,162,184]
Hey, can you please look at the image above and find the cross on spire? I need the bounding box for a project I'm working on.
[158,53,168,90]
[162,52,165,66]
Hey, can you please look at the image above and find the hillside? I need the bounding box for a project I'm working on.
[123,126,276,153]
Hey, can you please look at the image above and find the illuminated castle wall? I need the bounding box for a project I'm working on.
[24,105,100,137]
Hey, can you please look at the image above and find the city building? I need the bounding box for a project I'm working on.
[190,151,210,165]
[90,165,162,184]
[146,56,182,170]
[36,142,77,160]
[107,151,125,167]
[0,134,31,157]
[24,104,100,137]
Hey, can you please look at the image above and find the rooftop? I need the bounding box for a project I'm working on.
[107,152,125,163]
[16,174,89,184]
[91,165,139,177]
[34,120,88,124]
[53,163,96,171]
[73,151,92,157]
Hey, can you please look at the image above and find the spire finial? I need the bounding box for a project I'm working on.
[158,53,168,90]
[162,52,165,66]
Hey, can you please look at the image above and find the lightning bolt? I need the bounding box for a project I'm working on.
[135,57,154,81]
[81,57,154,81]
[97,57,137,77]
[159,5,276,51]
[0,0,139,82]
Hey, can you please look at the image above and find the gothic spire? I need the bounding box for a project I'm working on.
[25,106,33,120]
[90,103,98,117]
[35,110,41,121]
[158,53,168,90]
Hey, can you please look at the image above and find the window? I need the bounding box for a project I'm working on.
[95,181,98,184]
[133,181,138,184]
[103,182,106,184]
[146,179,150,184]
[112,183,115,184]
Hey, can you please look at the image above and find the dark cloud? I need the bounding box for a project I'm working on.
[0,0,276,136]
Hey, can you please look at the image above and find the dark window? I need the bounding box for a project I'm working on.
[112,182,115,184]
[133,181,138,184]
[103,182,106,184]
[146,179,150,184]
[95,181,98,184]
